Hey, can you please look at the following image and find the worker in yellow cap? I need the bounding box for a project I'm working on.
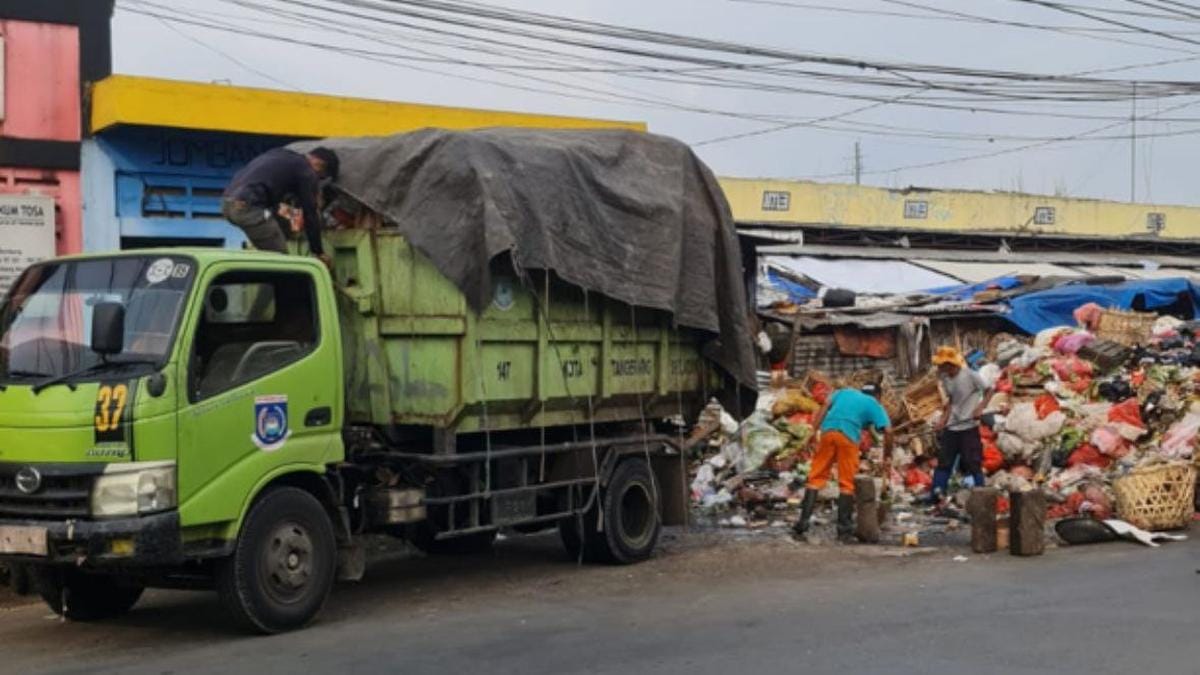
[931,346,990,502]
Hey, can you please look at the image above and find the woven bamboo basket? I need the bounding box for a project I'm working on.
[1113,462,1196,531]
[902,371,943,423]
[1095,308,1156,347]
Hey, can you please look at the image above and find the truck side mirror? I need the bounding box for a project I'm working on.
[91,302,126,356]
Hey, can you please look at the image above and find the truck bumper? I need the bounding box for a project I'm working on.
[0,511,182,567]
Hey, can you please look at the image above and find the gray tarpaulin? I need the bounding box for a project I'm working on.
[292,128,756,385]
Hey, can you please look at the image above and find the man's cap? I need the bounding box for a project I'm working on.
[932,345,966,367]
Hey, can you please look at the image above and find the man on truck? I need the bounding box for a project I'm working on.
[221,147,339,264]
[793,384,893,543]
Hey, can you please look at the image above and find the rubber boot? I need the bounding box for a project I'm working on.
[836,494,856,543]
[792,489,818,539]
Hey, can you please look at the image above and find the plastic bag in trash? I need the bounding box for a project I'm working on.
[739,411,788,473]
[1005,403,1066,442]
[1160,413,1200,459]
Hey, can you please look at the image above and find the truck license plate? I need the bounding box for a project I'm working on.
[0,526,48,556]
[491,492,536,526]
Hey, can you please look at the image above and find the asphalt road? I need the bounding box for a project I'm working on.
[1,530,1198,675]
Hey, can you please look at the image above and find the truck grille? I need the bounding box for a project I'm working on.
[0,465,94,520]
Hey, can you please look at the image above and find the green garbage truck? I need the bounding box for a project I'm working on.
[0,129,754,633]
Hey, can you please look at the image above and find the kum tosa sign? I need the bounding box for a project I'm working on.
[0,194,55,298]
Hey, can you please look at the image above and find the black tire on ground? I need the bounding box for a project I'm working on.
[216,486,337,634]
[561,458,661,565]
[597,458,661,564]
[35,568,144,621]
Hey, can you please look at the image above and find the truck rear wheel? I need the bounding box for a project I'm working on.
[561,458,661,564]
[217,487,336,634]
[35,568,144,621]
[599,458,661,564]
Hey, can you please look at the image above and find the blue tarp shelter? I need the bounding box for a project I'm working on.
[923,275,1024,301]
[762,268,817,303]
[1003,277,1200,334]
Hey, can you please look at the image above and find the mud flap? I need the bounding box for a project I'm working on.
[336,543,366,582]
[650,453,687,527]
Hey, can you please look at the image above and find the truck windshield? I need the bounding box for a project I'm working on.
[0,256,195,382]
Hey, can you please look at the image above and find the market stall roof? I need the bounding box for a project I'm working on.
[1005,277,1200,334]
[914,260,1082,283]
[763,255,959,294]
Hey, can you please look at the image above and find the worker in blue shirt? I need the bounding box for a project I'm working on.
[794,384,894,543]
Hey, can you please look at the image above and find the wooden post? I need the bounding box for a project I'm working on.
[967,488,999,554]
[855,476,880,544]
[1009,490,1046,557]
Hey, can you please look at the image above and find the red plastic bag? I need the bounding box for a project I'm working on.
[995,374,1014,394]
[787,412,814,426]
[982,444,1005,473]
[904,466,933,492]
[1066,444,1112,469]
[1108,398,1145,429]
[1051,356,1093,381]
[1034,394,1061,420]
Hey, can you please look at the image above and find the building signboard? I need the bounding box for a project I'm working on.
[0,194,56,297]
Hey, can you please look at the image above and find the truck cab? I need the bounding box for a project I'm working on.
[0,250,344,629]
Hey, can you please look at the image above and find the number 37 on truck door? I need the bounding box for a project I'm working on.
[94,382,130,443]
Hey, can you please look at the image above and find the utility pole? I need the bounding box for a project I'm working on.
[1130,82,1137,203]
[853,141,862,185]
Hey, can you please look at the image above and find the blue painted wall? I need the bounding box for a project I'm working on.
[82,125,301,251]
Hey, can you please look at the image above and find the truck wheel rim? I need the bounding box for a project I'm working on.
[261,521,314,604]
[619,482,654,548]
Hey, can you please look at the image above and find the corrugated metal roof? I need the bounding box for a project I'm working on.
[912,260,1083,283]
[764,255,958,294]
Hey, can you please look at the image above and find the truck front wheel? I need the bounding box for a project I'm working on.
[35,568,144,621]
[217,487,337,634]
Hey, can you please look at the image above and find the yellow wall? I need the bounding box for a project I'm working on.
[91,75,645,137]
[719,177,1200,239]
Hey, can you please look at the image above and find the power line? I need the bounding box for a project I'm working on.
[1009,0,1200,47]
[804,94,1200,178]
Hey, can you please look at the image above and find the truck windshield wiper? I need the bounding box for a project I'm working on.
[0,370,49,392]
[31,359,160,395]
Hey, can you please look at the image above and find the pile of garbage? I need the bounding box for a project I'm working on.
[689,303,1200,535]
[687,370,901,530]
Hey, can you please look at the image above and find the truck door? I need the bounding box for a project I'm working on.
[175,264,342,529]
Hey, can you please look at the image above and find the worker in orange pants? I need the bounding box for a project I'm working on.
[794,384,894,543]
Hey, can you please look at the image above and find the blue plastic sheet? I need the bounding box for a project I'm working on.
[1004,278,1200,334]
[923,275,1023,300]
[763,268,816,303]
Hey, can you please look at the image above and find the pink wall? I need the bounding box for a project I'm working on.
[0,20,80,141]
[0,20,82,255]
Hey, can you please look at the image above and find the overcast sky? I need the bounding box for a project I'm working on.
[113,1,1200,205]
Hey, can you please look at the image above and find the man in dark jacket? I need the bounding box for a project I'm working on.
[221,147,339,262]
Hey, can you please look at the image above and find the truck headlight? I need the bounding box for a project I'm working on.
[91,462,177,518]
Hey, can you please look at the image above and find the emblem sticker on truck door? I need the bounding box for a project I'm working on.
[252,395,291,451]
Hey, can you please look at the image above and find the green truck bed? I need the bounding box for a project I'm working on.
[325,227,719,434]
